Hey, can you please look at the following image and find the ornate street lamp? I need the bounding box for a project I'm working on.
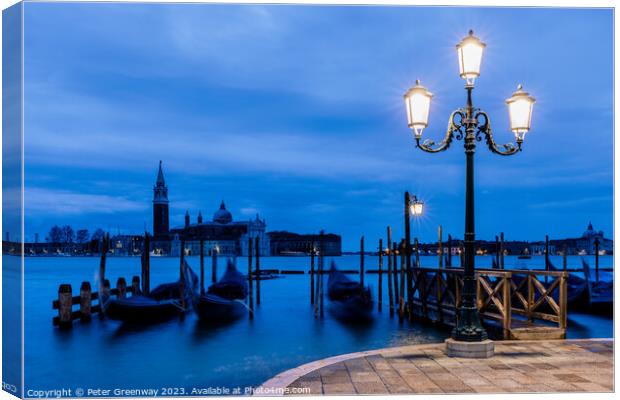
[403,30,535,343]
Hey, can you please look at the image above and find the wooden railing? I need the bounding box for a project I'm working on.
[409,267,567,339]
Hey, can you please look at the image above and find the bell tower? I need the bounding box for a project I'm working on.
[153,161,169,238]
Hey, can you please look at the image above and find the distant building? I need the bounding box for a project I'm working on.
[150,162,269,256]
[267,231,342,256]
[169,202,269,257]
[575,222,612,254]
[110,234,144,256]
[528,242,556,256]
[153,160,170,239]
[414,222,613,257]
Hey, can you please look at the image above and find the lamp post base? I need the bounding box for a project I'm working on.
[445,338,494,358]
[451,304,488,342]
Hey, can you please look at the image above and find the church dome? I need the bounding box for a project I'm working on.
[213,201,233,224]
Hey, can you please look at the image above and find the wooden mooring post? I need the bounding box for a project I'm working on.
[545,235,550,283]
[500,232,505,270]
[438,225,443,269]
[392,242,400,311]
[447,234,452,267]
[563,243,568,271]
[100,278,111,320]
[399,239,405,321]
[392,241,399,311]
[545,235,550,270]
[211,245,218,283]
[595,237,600,283]
[141,233,150,295]
[320,231,325,318]
[360,236,365,287]
[58,284,73,328]
[404,193,413,322]
[131,276,140,295]
[310,241,315,305]
[255,236,261,305]
[495,235,500,269]
[116,277,127,298]
[179,239,186,309]
[79,281,92,322]
[200,239,205,295]
[314,242,320,318]
[387,227,394,316]
[378,239,383,311]
[414,238,420,268]
[248,238,254,318]
[99,233,109,292]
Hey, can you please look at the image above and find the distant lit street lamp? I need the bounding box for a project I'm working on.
[403,30,535,343]
[409,195,424,217]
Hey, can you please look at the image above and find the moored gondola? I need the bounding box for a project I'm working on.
[103,261,198,322]
[581,259,613,315]
[327,262,373,322]
[547,259,589,307]
[194,260,248,322]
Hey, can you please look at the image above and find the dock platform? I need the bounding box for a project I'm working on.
[261,339,613,395]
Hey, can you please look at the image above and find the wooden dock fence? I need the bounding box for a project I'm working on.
[408,266,568,340]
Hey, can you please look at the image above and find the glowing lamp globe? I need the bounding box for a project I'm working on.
[505,84,536,141]
[456,30,486,86]
[404,80,433,138]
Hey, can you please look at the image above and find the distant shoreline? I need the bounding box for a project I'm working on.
[6,253,615,258]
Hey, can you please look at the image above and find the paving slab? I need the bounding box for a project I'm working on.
[258,338,613,396]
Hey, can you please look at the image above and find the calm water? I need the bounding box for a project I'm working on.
[21,255,612,396]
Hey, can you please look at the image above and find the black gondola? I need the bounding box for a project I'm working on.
[581,259,613,315]
[194,260,248,321]
[547,259,589,307]
[103,261,198,322]
[327,262,373,321]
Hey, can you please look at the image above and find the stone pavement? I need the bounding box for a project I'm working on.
[261,339,613,395]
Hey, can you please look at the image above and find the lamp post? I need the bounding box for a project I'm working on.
[403,30,535,343]
[404,192,424,321]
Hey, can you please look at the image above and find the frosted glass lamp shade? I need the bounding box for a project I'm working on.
[506,84,536,141]
[456,30,486,86]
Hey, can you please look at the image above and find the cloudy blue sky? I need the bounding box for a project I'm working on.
[22,3,613,249]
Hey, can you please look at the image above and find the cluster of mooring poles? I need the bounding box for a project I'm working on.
[55,233,149,328]
[55,232,268,327]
